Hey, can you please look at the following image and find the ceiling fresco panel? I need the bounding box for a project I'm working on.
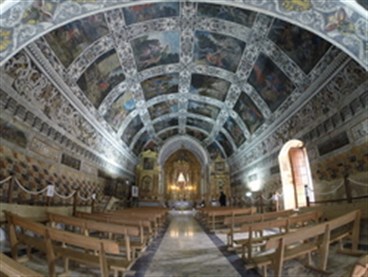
[216,132,234,157]
[141,73,179,101]
[193,31,246,73]
[77,49,125,108]
[197,3,257,28]
[131,32,180,71]
[249,53,295,112]
[148,100,179,120]
[123,2,180,25]
[187,100,220,120]
[154,118,179,133]
[234,92,264,134]
[133,131,151,155]
[186,128,207,142]
[121,115,143,146]
[190,74,231,101]
[207,142,224,159]
[223,117,246,147]
[44,13,109,68]
[159,128,179,141]
[186,117,213,134]
[268,19,332,74]
[103,91,136,131]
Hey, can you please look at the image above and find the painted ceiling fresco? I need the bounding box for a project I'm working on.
[0,0,366,166]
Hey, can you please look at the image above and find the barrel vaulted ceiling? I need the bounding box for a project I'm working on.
[0,1,367,175]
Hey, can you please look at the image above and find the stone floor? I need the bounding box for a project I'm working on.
[1,210,365,276]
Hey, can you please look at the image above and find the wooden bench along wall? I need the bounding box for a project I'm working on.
[245,210,362,277]
[0,252,44,277]
[4,211,135,277]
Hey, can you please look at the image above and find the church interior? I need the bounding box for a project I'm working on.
[0,0,367,276]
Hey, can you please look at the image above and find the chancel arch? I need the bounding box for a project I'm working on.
[279,139,315,210]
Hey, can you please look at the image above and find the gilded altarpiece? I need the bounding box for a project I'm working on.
[136,150,160,200]
[209,156,231,202]
[164,150,201,201]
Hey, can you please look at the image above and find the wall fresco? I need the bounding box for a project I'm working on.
[148,100,178,120]
[131,32,180,71]
[187,100,220,120]
[223,117,246,147]
[317,132,350,156]
[234,92,264,134]
[44,13,109,67]
[77,50,125,108]
[197,3,256,28]
[194,31,246,73]
[207,142,224,159]
[268,19,331,74]
[0,118,27,148]
[190,74,230,101]
[249,53,295,112]
[141,73,179,101]
[61,153,81,170]
[103,91,135,131]
[123,2,180,25]
[121,116,144,146]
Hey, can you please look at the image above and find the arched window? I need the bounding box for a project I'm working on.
[278,140,314,209]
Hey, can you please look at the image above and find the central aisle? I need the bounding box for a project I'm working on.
[144,211,241,277]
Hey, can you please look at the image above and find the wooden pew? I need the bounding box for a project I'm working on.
[224,209,297,246]
[0,253,44,277]
[245,210,362,276]
[235,210,322,260]
[47,212,141,259]
[75,211,149,254]
[350,255,368,277]
[5,211,135,277]
[201,207,256,232]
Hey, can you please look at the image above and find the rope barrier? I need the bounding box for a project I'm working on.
[14,177,48,195]
[307,180,344,195]
[54,189,76,199]
[0,176,12,185]
[348,178,368,187]
[77,191,92,201]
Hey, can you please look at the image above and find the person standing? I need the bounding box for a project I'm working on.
[219,191,227,207]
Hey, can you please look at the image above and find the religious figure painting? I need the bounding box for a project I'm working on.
[216,132,234,157]
[141,73,179,101]
[159,128,179,141]
[104,91,135,131]
[194,31,245,73]
[187,100,220,120]
[186,128,207,141]
[154,118,178,133]
[190,74,230,101]
[0,119,27,148]
[317,132,350,156]
[268,19,331,74]
[249,53,295,112]
[223,117,246,147]
[234,92,264,134]
[44,13,109,67]
[131,32,180,71]
[197,3,256,28]
[186,117,213,133]
[148,100,178,120]
[121,115,143,146]
[77,50,125,108]
[123,2,179,25]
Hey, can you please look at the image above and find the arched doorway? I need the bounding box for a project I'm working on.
[279,139,314,209]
